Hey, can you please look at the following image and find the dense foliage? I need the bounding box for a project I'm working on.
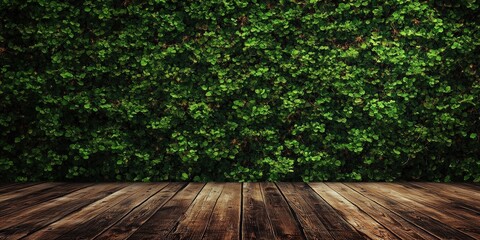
[1,0,479,182]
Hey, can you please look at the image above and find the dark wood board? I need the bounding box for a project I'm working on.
[0,182,475,240]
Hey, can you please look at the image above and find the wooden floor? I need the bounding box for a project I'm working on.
[0,183,479,240]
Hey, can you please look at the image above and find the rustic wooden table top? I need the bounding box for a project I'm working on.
[0,182,478,239]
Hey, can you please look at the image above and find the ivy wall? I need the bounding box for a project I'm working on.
[1,0,479,182]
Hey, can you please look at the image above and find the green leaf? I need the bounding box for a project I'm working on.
[140,58,148,66]
[60,72,73,78]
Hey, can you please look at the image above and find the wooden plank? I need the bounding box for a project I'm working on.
[0,183,39,194]
[393,183,480,223]
[0,182,477,240]
[0,183,125,239]
[277,182,334,239]
[361,183,480,239]
[419,183,480,199]
[56,183,169,239]
[347,183,476,240]
[128,183,205,240]
[409,182,480,212]
[282,183,366,240]
[309,183,399,240]
[95,183,186,240]
[325,183,437,240]
[0,183,91,217]
[458,183,480,191]
[410,183,480,215]
[0,182,64,203]
[241,183,275,240]
[167,182,225,239]
[261,182,305,240]
[202,182,242,240]
[23,183,163,240]
[295,183,366,239]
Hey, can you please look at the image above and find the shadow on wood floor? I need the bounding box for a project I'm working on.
[0,182,479,239]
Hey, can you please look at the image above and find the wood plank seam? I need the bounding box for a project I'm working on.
[201,184,225,239]
[170,182,208,238]
[0,183,127,239]
[23,184,139,239]
[258,183,274,239]
[0,183,478,240]
[258,183,282,239]
[94,182,187,240]
[202,183,241,240]
[0,183,94,217]
[242,183,276,240]
[87,183,171,239]
[324,183,437,240]
[366,183,480,239]
[295,183,365,239]
[345,183,475,240]
[309,183,399,240]
[239,182,243,240]
[166,183,216,239]
[343,183,441,239]
[326,183,403,239]
[395,183,480,223]
[127,183,207,239]
[273,183,308,240]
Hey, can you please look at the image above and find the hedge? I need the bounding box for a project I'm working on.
[1,0,479,182]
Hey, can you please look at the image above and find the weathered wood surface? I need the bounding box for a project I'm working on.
[0,182,478,240]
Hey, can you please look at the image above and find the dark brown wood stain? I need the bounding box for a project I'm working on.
[0,182,477,240]
[242,183,275,240]
[347,183,476,240]
[127,183,205,240]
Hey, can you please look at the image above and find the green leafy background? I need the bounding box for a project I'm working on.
[1,0,479,182]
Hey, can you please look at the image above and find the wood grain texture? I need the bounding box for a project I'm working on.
[202,182,241,240]
[167,182,225,239]
[366,183,480,239]
[0,182,63,203]
[242,183,275,240]
[409,182,480,212]
[458,183,480,191]
[95,182,186,240]
[309,182,399,240]
[127,183,205,240]
[0,183,125,240]
[325,183,437,240]
[347,183,476,240]
[287,183,365,240]
[0,182,476,240]
[24,183,165,240]
[261,182,305,240]
[59,183,168,239]
[0,183,39,194]
[277,182,334,240]
[394,183,480,224]
[0,183,91,217]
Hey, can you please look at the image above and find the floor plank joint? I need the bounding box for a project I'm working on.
[0,182,478,240]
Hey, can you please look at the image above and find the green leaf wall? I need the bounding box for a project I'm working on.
[1,0,479,182]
